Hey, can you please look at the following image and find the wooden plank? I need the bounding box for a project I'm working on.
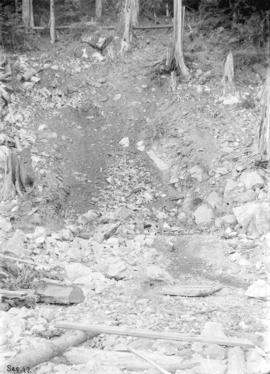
[55,322,254,348]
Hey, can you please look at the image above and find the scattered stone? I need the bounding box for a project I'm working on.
[221,214,237,226]
[198,357,226,374]
[78,210,99,225]
[201,322,226,339]
[119,137,129,148]
[145,265,174,284]
[2,229,26,255]
[113,93,122,101]
[136,140,145,151]
[239,170,264,190]
[246,349,270,374]
[233,202,270,234]
[152,341,178,355]
[65,263,92,282]
[0,217,12,233]
[206,191,223,210]
[203,344,226,360]
[227,347,245,374]
[105,261,127,280]
[59,228,73,241]
[245,280,270,299]
[224,179,242,200]
[193,204,214,226]
[189,165,208,182]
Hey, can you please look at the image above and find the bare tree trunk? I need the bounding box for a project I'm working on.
[173,0,189,77]
[120,0,132,53]
[95,0,102,18]
[120,0,139,53]
[258,68,270,160]
[50,0,56,44]
[29,0,34,28]
[131,0,139,27]
[22,0,30,27]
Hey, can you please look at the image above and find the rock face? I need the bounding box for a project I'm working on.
[193,204,214,226]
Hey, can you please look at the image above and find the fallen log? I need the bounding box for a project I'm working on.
[35,279,85,304]
[6,330,98,369]
[31,24,173,31]
[64,347,199,371]
[55,322,254,348]
[155,284,222,297]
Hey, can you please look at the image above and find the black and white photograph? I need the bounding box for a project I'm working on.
[0,0,270,373]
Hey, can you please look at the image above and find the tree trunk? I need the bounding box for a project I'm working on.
[131,0,139,27]
[120,0,132,53]
[50,0,56,43]
[95,0,102,18]
[258,67,270,160]
[22,0,30,27]
[173,0,189,77]
[29,0,34,28]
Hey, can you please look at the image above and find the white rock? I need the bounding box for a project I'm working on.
[193,204,214,225]
[222,93,240,105]
[189,165,207,182]
[106,261,127,280]
[224,179,241,199]
[201,322,226,339]
[203,344,226,360]
[246,349,270,374]
[119,137,129,148]
[136,140,145,151]
[78,210,98,225]
[245,280,270,299]
[0,217,12,233]
[3,229,26,255]
[92,52,104,61]
[145,265,174,283]
[113,93,122,101]
[221,214,237,225]
[65,263,92,282]
[206,191,223,209]
[198,358,226,374]
[27,226,46,240]
[239,170,264,190]
[233,202,270,234]
[59,228,73,241]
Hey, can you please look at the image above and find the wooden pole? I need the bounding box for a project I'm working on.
[55,322,254,348]
[50,0,56,43]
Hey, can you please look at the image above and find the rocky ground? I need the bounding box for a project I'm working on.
[0,18,270,374]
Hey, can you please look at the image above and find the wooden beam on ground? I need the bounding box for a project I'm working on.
[6,331,98,369]
[55,322,254,348]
